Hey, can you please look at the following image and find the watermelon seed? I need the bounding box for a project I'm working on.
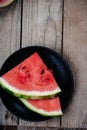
[40,69,45,75]
[44,77,50,83]
[18,65,26,70]
[26,70,30,73]
[39,76,51,85]
[27,73,31,78]
[21,66,26,70]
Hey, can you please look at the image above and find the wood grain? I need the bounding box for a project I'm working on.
[19,0,63,127]
[0,126,87,130]
[0,0,21,125]
[62,0,87,128]
[21,0,63,53]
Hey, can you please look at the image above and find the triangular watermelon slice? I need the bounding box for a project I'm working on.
[20,97,63,116]
[0,52,61,98]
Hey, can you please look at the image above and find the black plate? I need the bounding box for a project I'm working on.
[0,46,74,121]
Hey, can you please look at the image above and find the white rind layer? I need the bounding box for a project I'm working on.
[0,77,61,98]
[0,0,14,7]
[20,98,63,116]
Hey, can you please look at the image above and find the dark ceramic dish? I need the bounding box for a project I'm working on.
[0,46,74,121]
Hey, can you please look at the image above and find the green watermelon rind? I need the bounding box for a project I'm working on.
[20,98,63,117]
[0,0,14,8]
[0,78,61,99]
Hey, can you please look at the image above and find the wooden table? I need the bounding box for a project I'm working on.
[0,0,87,129]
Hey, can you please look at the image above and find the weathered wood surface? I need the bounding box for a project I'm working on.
[62,0,87,128]
[0,0,21,125]
[0,126,87,130]
[0,0,87,128]
[21,0,62,53]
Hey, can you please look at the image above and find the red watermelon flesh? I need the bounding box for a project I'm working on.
[20,97,63,116]
[0,0,14,7]
[0,52,61,98]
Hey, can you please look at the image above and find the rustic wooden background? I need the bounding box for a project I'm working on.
[0,0,87,128]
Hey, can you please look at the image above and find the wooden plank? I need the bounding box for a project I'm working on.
[1,126,87,130]
[0,0,21,125]
[22,0,62,53]
[17,126,27,130]
[19,0,63,127]
[2,126,87,130]
[62,0,87,128]
[5,126,17,130]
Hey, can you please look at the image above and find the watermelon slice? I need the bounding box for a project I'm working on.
[0,0,14,7]
[0,52,61,98]
[20,97,63,116]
